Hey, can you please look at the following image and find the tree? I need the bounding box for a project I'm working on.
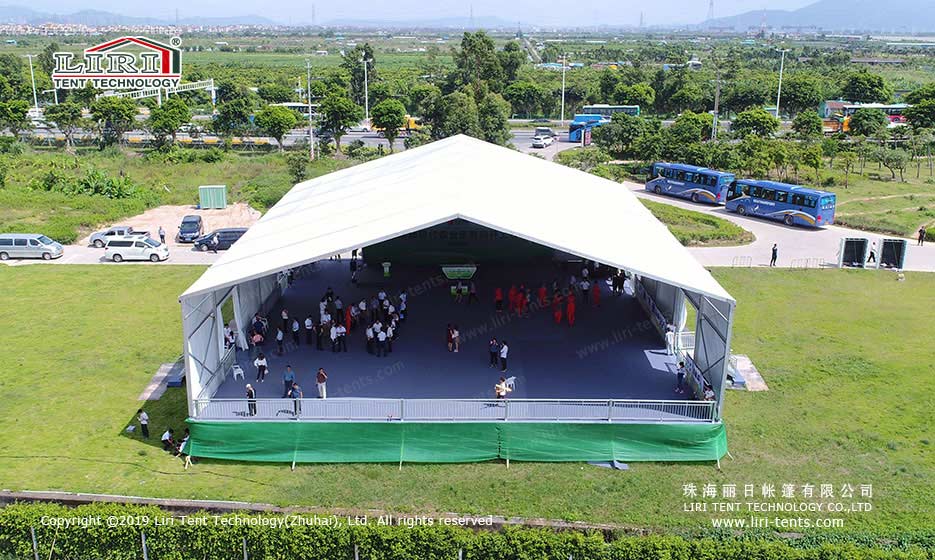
[319,94,364,152]
[404,125,434,150]
[555,147,610,172]
[477,92,511,146]
[778,73,824,116]
[592,113,647,159]
[407,83,441,117]
[768,140,790,180]
[0,100,30,138]
[876,148,909,181]
[598,70,619,100]
[801,144,823,183]
[255,105,298,151]
[905,100,935,130]
[791,110,823,139]
[848,108,888,137]
[71,81,101,109]
[38,42,60,76]
[451,31,503,91]
[44,101,83,147]
[430,91,480,139]
[286,152,308,184]
[370,98,406,152]
[503,81,542,118]
[214,97,252,138]
[498,41,526,83]
[841,71,892,103]
[612,83,655,108]
[722,80,769,115]
[821,137,841,169]
[341,44,376,108]
[257,84,295,103]
[731,108,780,138]
[147,97,191,146]
[669,110,712,143]
[737,136,772,178]
[89,96,137,147]
[839,151,858,188]
[904,83,935,105]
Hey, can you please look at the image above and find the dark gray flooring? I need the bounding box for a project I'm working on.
[216,260,684,401]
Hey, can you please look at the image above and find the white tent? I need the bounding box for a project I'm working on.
[180,135,735,417]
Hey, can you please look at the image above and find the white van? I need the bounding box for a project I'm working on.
[104,236,169,263]
[0,233,64,261]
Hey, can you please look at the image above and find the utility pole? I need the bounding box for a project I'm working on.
[712,67,721,141]
[25,54,39,114]
[361,57,371,123]
[775,48,789,118]
[560,53,568,126]
[306,58,315,161]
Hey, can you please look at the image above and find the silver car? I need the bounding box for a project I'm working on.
[89,225,148,248]
[0,233,64,261]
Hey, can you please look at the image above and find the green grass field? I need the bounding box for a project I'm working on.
[641,199,755,246]
[0,265,931,534]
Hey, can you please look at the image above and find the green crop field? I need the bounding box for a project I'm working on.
[0,265,931,535]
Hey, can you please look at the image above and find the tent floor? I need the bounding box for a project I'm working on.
[217,260,688,401]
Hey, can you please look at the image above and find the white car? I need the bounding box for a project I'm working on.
[104,236,169,263]
[531,135,554,148]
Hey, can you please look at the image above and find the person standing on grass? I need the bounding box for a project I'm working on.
[770,244,778,267]
[291,318,300,347]
[282,365,295,398]
[137,409,149,439]
[919,226,927,246]
[488,337,499,368]
[253,352,268,382]
[246,384,257,416]
[499,340,509,372]
[316,368,328,399]
[158,226,165,245]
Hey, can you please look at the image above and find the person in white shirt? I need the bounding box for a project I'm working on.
[330,324,338,352]
[581,266,589,279]
[665,326,676,356]
[305,316,314,345]
[291,318,300,346]
[452,325,460,353]
[137,409,149,438]
[280,308,289,333]
[359,299,367,313]
[276,328,284,355]
[321,311,332,325]
[386,325,394,352]
[376,329,388,357]
[580,279,590,302]
[336,324,347,352]
[499,341,509,372]
[319,300,327,317]
[223,326,235,349]
[253,352,268,382]
[378,289,387,301]
[366,325,375,354]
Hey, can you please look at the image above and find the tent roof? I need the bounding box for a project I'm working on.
[181,135,733,303]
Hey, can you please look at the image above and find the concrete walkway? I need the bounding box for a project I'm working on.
[1,244,220,266]
[626,181,935,272]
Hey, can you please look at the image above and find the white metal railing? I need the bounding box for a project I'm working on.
[191,398,716,423]
[677,330,695,353]
[196,346,237,400]
[731,256,753,267]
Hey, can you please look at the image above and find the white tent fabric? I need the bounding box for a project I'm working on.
[181,135,733,303]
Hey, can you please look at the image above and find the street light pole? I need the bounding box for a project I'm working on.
[560,53,568,126]
[306,58,315,161]
[712,67,721,141]
[361,58,371,123]
[25,54,39,114]
[775,48,789,118]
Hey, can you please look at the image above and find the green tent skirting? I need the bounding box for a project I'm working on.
[186,420,727,464]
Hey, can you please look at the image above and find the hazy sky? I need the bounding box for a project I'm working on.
[27,0,818,26]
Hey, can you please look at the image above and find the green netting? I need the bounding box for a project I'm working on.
[186,420,727,464]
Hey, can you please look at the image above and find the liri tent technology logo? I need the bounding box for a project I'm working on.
[52,36,182,90]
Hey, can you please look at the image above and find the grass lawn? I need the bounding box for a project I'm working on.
[641,199,755,247]
[0,149,349,243]
[0,265,932,534]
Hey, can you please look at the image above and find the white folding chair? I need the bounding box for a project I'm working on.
[231,364,245,380]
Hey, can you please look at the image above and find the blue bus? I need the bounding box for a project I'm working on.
[568,114,608,142]
[581,104,641,118]
[725,179,836,227]
[646,162,736,204]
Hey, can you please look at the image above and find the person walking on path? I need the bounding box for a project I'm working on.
[867,241,877,264]
[137,409,149,438]
[566,293,576,327]
[499,340,509,372]
[919,226,927,246]
[282,365,295,398]
[275,328,284,355]
[291,318,300,346]
[253,352,268,382]
[770,244,778,267]
[316,368,328,399]
[289,382,303,415]
[494,287,504,313]
[158,226,166,245]
[245,384,257,416]
[488,337,499,368]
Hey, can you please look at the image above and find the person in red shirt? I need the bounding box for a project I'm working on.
[592,281,601,307]
[494,287,504,313]
[537,284,547,307]
[519,289,529,316]
[553,291,564,324]
[508,285,518,312]
[566,293,577,327]
[345,307,352,332]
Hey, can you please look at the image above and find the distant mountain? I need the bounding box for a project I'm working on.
[701,0,935,33]
[324,15,518,29]
[0,5,278,26]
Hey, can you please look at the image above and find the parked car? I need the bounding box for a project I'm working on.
[176,215,204,243]
[90,225,148,248]
[104,236,169,263]
[531,135,554,148]
[0,233,64,261]
[193,228,248,252]
[534,127,557,138]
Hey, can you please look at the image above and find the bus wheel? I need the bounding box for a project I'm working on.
[691,193,700,203]
[784,215,795,226]
[736,205,746,215]
[654,185,662,194]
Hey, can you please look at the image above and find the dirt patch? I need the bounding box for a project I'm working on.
[77,203,261,249]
